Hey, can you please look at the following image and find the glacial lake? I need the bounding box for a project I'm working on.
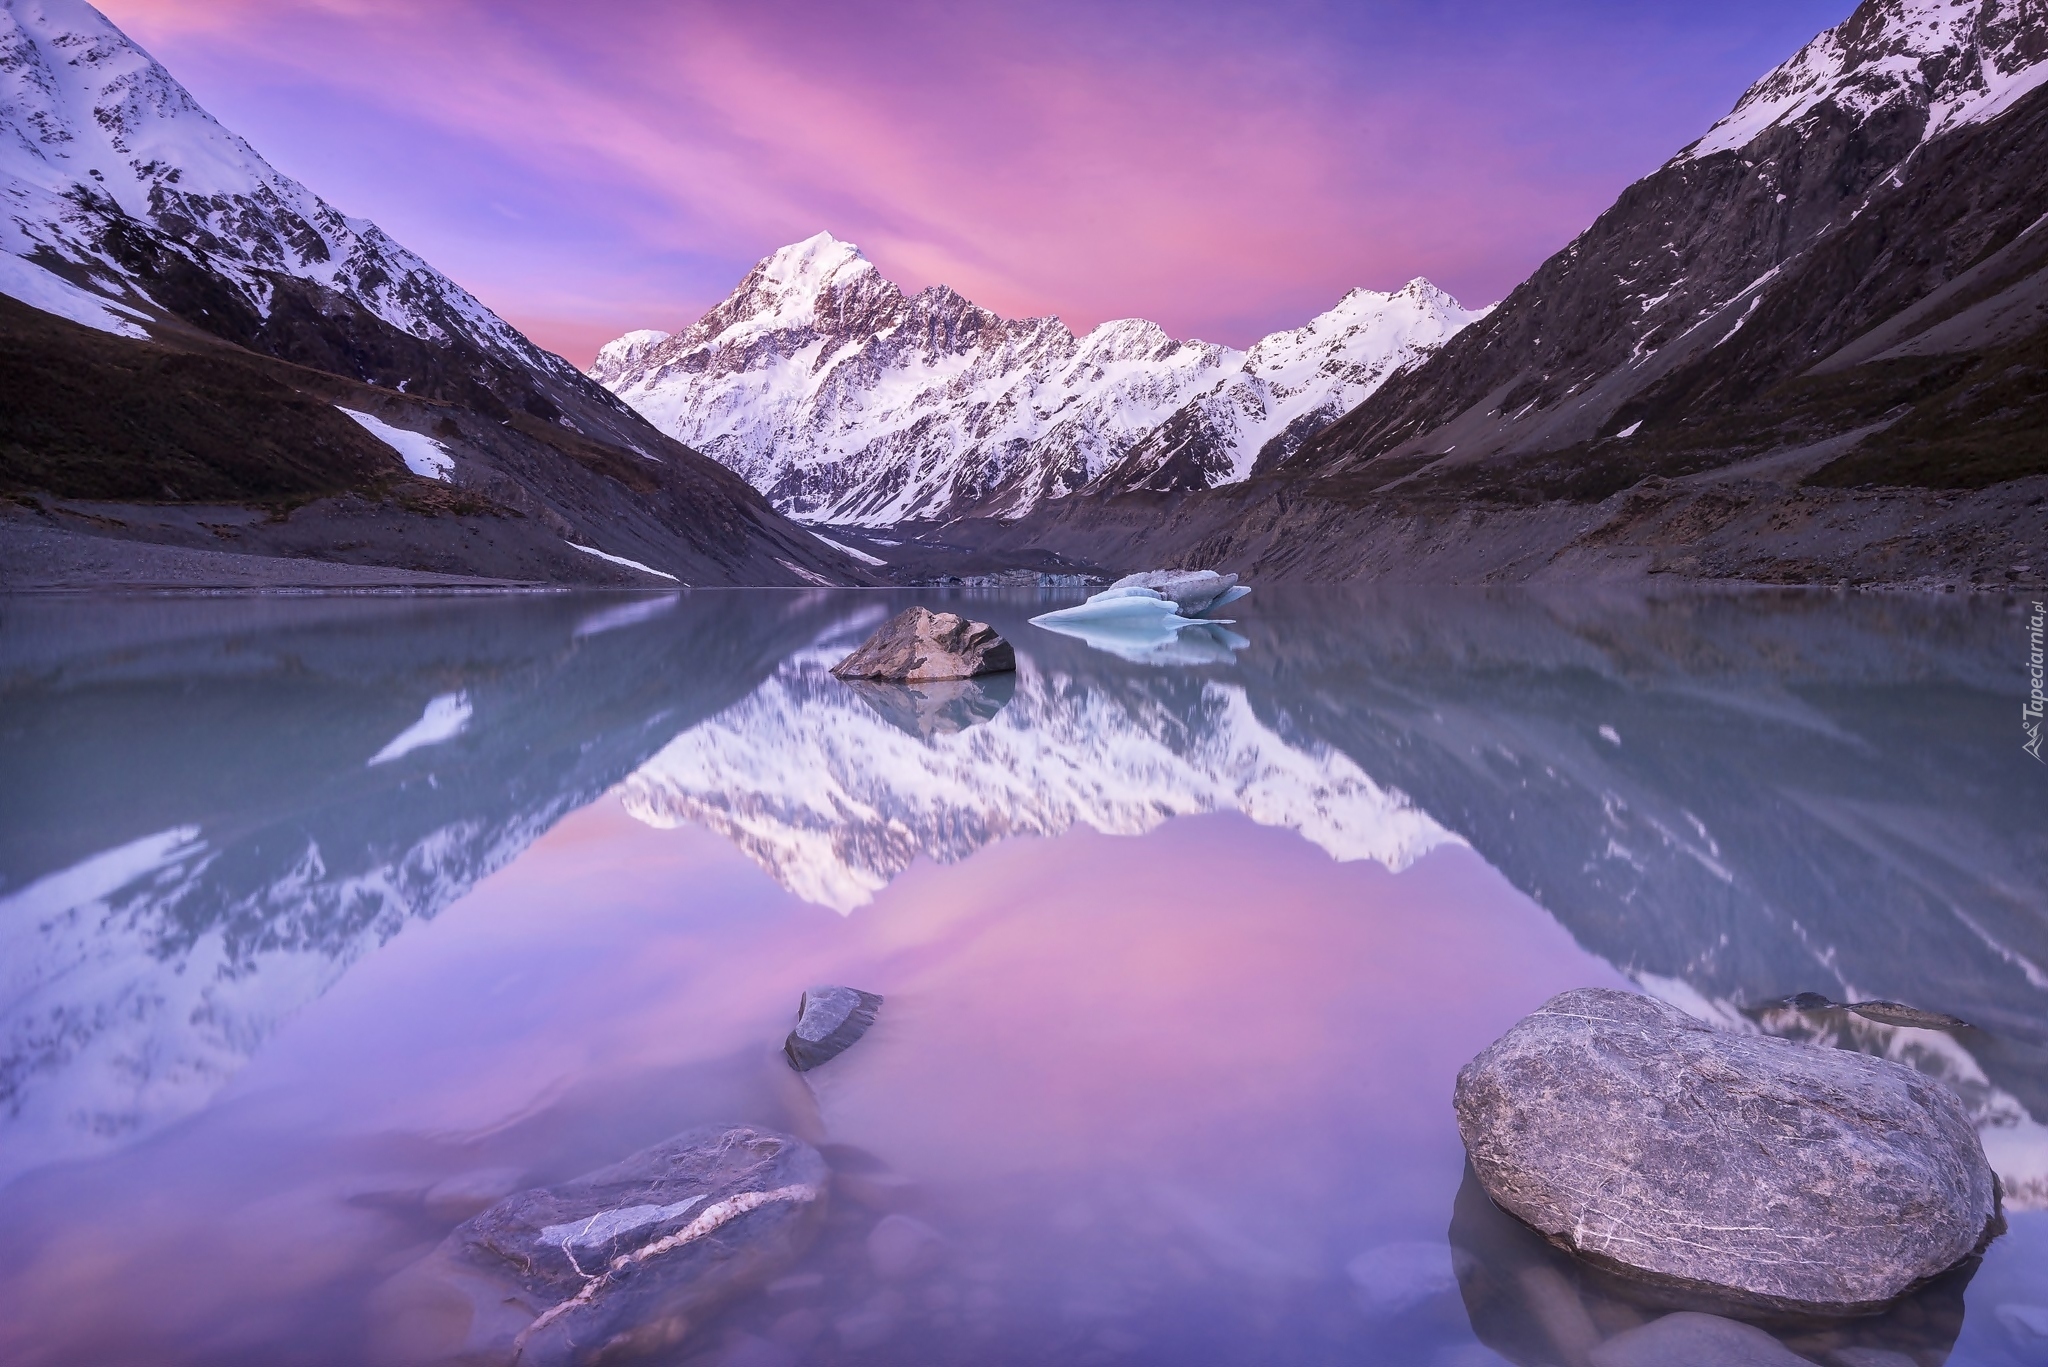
[1,586,2045,1367]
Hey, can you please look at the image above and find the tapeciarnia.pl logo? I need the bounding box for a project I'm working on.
[2028,600,2046,762]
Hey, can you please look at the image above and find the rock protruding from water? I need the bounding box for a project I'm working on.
[1107,568,1247,616]
[1454,988,1999,1316]
[785,985,884,1072]
[830,607,1015,682]
[371,1126,826,1366]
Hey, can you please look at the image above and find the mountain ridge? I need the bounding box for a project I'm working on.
[963,0,2048,588]
[0,0,866,587]
[590,232,1481,526]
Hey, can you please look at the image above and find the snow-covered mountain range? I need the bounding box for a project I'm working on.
[590,233,1481,525]
[0,0,563,373]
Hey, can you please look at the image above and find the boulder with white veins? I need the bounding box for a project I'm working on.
[1454,988,2000,1316]
[370,1125,826,1366]
[830,608,1015,683]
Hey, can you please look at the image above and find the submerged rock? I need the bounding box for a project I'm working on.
[1778,993,1973,1030]
[1454,989,1999,1316]
[1105,569,1248,616]
[1588,1311,1816,1367]
[784,985,883,1072]
[371,1125,826,1366]
[866,1212,947,1280]
[423,1166,528,1222]
[830,607,1014,682]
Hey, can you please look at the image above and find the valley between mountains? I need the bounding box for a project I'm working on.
[2,0,2045,589]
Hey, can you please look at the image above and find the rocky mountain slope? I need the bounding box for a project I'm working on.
[0,0,860,586]
[590,234,1478,525]
[990,0,2048,588]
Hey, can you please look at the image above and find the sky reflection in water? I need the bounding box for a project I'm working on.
[0,587,2043,1367]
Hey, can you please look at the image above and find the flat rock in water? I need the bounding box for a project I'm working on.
[1778,993,1972,1030]
[371,1125,826,1366]
[785,985,883,1071]
[830,607,1014,682]
[1845,1000,1973,1031]
[1454,989,1999,1315]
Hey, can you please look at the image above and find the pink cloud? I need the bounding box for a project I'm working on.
[95,0,1825,359]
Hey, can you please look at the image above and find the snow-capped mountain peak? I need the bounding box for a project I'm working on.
[592,238,1479,523]
[1096,277,1488,492]
[0,0,568,374]
[588,327,674,386]
[1683,0,2048,161]
[706,229,885,340]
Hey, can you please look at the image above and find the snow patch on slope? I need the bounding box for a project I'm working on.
[566,542,680,581]
[337,407,454,481]
[0,249,147,336]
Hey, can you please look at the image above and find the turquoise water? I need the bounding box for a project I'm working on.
[0,587,2043,1366]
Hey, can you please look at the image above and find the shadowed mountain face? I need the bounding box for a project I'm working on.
[1288,0,2048,495]
[984,0,2048,587]
[3,588,2042,1207]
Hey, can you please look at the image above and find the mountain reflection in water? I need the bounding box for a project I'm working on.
[0,587,2043,1367]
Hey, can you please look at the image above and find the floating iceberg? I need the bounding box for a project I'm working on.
[1029,569,1251,665]
[1107,569,1247,616]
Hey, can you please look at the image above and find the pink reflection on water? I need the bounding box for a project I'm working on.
[0,799,1624,1365]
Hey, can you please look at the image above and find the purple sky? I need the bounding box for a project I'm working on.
[101,0,1849,364]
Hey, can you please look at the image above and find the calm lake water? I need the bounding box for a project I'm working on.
[1,587,2045,1367]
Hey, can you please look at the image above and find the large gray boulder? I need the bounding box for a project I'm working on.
[1454,989,1999,1316]
[370,1126,827,1365]
[830,607,1015,682]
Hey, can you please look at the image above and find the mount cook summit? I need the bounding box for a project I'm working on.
[590,233,1483,527]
